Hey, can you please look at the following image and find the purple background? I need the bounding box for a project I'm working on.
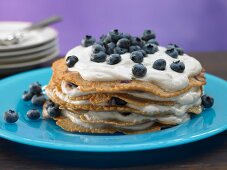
[0,0,227,54]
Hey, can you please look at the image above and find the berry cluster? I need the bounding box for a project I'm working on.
[22,82,46,106]
[81,29,159,65]
[66,29,187,77]
[45,100,61,118]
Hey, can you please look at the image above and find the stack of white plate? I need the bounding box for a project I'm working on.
[0,22,59,76]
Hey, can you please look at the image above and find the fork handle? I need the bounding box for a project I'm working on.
[24,16,62,31]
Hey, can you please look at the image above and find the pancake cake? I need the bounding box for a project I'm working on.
[43,29,214,134]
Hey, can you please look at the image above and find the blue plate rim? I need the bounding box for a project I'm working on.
[0,68,226,152]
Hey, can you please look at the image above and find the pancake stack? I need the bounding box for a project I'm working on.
[43,30,207,134]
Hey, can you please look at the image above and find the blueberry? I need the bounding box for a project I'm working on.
[147,39,159,45]
[170,60,185,73]
[103,35,112,45]
[129,45,141,53]
[31,94,46,106]
[116,38,130,49]
[176,47,184,55]
[201,95,214,108]
[131,37,144,47]
[97,35,107,46]
[81,35,96,47]
[29,82,42,95]
[4,109,19,123]
[92,44,105,53]
[121,33,131,40]
[137,50,147,57]
[132,64,147,78]
[113,46,128,55]
[153,59,166,71]
[143,43,158,54]
[108,97,127,106]
[142,29,156,41]
[66,55,79,68]
[106,42,116,54]
[26,109,40,120]
[99,34,107,42]
[22,91,33,101]
[108,29,122,43]
[106,54,121,65]
[165,47,178,58]
[46,104,61,118]
[46,99,55,108]
[167,44,184,55]
[90,51,107,63]
[66,82,78,88]
[130,51,144,63]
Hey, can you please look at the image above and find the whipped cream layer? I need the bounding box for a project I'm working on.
[48,87,202,116]
[66,45,202,91]
[62,110,189,131]
[61,81,201,105]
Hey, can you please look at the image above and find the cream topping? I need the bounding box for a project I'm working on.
[66,45,202,91]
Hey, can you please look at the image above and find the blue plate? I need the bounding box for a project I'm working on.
[0,68,226,152]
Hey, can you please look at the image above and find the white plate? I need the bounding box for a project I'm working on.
[0,46,58,64]
[0,39,58,57]
[0,22,58,51]
[0,49,59,69]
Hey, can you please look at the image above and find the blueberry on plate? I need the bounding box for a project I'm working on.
[153,59,166,71]
[142,29,156,41]
[66,55,79,68]
[92,44,105,53]
[106,54,121,65]
[143,43,158,54]
[108,29,122,43]
[90,51,107,63]
[165,47,178,58]
[130,51,144,63]
[4,109,19,123]
[116,38,130,49]
[129,45,141,53]
[108,97,127,106]
[147,39,159,45]
[201,95,214,108]
[106,42,116,54]
[31,94,46,106]
[132,63,147,78]
[170,60,185,73]
[113,46,128,55]
[131,37,144,47]
[46,103,61,118]
[29,82,42,95]
[167,44,184,55]
[22,90,33,101]
[26,109,40,120]
[81,35,96,47]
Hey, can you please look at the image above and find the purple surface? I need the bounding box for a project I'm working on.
[0,0,227,54]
